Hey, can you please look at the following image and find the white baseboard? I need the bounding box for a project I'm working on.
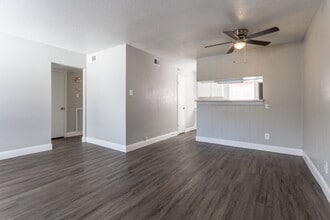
[84,137,126,152]
[127,131,179,152]
[196,136,303,156]
[185,126,196,133]
[83,132,179,153]
[302,152,330,202]
[65,131,82,138]
[0,144,52,160]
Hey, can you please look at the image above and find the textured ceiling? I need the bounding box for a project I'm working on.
[0,0,322,62]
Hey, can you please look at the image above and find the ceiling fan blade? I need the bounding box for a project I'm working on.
[227,46,235,54]
[246,39,271,46]
[224,31,240,40]
[205,41,232,48]
[247,27,279,39]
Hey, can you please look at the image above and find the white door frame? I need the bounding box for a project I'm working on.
[51,63,86,141]
[82,68,87,141]
[177,74,186,133]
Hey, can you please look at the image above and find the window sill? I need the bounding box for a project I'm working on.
[195,99,264,105]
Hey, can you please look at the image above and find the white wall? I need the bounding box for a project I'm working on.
[86,45,126,145]
[303,0,330,186]
[0,33,85,152]
[126,45,178,145]
[197,42,303,149]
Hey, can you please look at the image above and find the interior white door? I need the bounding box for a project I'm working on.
[178,75,186,133]
[51,70,66,138]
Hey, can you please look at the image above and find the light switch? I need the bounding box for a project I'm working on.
[129,89,134,96]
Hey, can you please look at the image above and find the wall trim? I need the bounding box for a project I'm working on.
[84,137,126,152]
[185,126,196,133]
[127,131,179,152]
[65,131,83,138]
[0,144,52,160]
[302,152,330,202]
[81,136,87,142]
[196,136,303,156]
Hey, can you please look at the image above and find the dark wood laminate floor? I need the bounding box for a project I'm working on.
[0,132,329,220]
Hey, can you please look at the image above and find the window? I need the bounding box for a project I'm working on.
[197,82,225,98]
[197,76,263,101]
[228,80,255,100]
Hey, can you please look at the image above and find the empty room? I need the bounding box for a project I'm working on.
[0,0,329,219]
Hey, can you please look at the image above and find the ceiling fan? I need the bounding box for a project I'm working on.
[205,27,280,54]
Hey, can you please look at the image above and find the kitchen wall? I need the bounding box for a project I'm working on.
[197,42,303,149]
[303,0,330,186]
[86,45,126,146]
[0,32,86,152]
[126,45,178,145]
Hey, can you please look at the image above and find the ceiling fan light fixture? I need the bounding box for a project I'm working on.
[204,27,279,54]
[234,41,246,50]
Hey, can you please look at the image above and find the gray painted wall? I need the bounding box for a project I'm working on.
[67,71,83,132]
[86,45,126,145]
[197,42,303,149]
[126,45,178,145]
[0,33,85,152]
[303,0,330,186]
[86,44,195,146]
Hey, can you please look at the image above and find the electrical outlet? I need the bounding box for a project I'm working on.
[265,104,269,109]
[129,89,134,96]
[264,133,270,140]
[324,161,328,175]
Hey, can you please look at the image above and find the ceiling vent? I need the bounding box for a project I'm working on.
[154,58,160,65]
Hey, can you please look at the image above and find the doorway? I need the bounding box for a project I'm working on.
[178,74,186,133]
[51,63,83,139]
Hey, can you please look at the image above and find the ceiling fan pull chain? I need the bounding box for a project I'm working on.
[244,45,247,63]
